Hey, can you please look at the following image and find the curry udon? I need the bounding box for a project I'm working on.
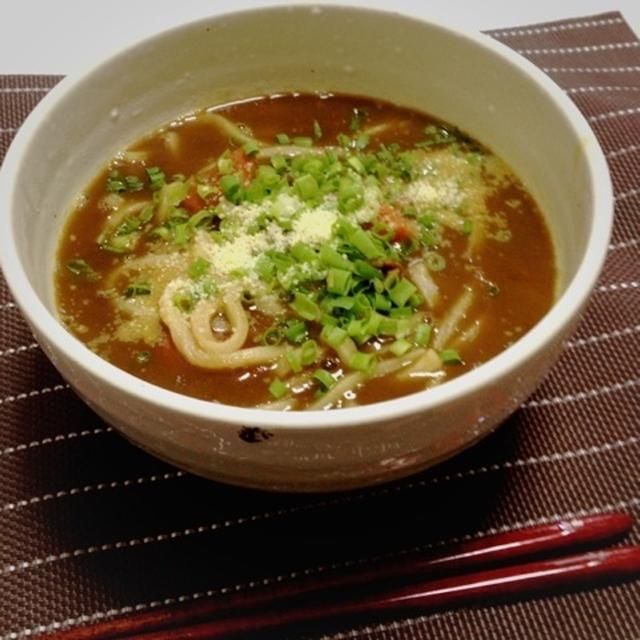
[55,93,555,410]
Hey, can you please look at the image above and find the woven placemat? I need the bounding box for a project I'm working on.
[0,11,639,640]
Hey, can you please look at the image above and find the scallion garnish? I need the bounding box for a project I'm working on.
[188,257,210,280]
[124,282,151,297]
[313,368,337,390]
[440,348,463,365]
[268,378,288,399]
[66,259,99,281]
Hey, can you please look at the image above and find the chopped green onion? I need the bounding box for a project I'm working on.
[354,260,382,280]
[440,348,463,365]
[188,257,210,280]
[349,228,383,259]
[146,167,166,190]
[390,339,412,356]
[66,259,99,281]
[138,206,155,224]
[285,350,303,373]
[135,351,151,364]
[349,108,367,132]
[261,326,283,346]
[219,174,242,203]
[292,136,313,147]
[388,278,417,307]
[125,176,144,192]
[124,282,151,297]
[347,156,365,174]
[276,133,290,144]
[313,368,337,390]
[173,291,196,313]
[461,219,474,235]
[300,339,319,366]
[327,268,352,295]
[294,174,319,201]
[268,378,288,399]
[321,325,347,349]
[313,120,323,139]
[291,242,317,263]
[319,246,354,271]
[173,223,191,245]
[349,351,376,372]
[414,324,432,347]
[290,292,321,321]
[373,292,391,311]
[425,252,447,272]
[284,319,308,343]
[242,141,260,156]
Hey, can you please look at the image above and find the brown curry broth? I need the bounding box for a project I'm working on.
[55,93,555,408]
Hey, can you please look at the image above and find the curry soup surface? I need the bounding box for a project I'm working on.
[56,93,555,410]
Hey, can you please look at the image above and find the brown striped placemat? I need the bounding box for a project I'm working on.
[0,11,639,640]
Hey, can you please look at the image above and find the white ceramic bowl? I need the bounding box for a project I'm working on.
[0,5,612,491]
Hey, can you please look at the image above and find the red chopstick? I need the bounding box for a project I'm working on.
[124,545,640,639]
[42,512,633,640]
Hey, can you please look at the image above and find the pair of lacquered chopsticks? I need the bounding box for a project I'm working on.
[44,512,639,639]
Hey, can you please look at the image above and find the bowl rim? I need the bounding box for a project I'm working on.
[0,3,614,430]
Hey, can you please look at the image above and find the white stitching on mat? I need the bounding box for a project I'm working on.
[615,188,640,201]
[0,342,39,359]
[316,611,458,640]
[567,85,640,94]
[489,17,624,38]
[0,87,51,94]
[0,302,16,311]
[0,427,111,459]
[589,106,640,122]
[0,383,70,407]
[3,433,636,515]
[607,143,640,158]
[610,238,640,251]
[523,376,640,409]
[517,41,639,55]
[429,436,640,484]
[566,324,640,348]
[1,433,638,580]
[0,470,185,514]
[542,65,640,73]
[0,127,17,134]
[597,280,639,293]
[4,497,638,640]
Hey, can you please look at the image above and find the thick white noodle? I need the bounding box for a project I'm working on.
[257,398,295,411]
[454,319,482,347]
[163,131,180,156]
[309,371,365,411]
[464,220,485,259]
[256,145,340,159]
[408,259,439,308]
[117,150,149,164]
[398,348,443,380]
[373,348,427,378]
[335,336,358,365]
[433,288,474,350]
[201,112,265,147]
[159,282,285,369]
[101,200,151,237]
[190,295,249,354]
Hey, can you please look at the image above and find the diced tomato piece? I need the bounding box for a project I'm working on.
[181,186,206,213]
[377,204,419,243]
